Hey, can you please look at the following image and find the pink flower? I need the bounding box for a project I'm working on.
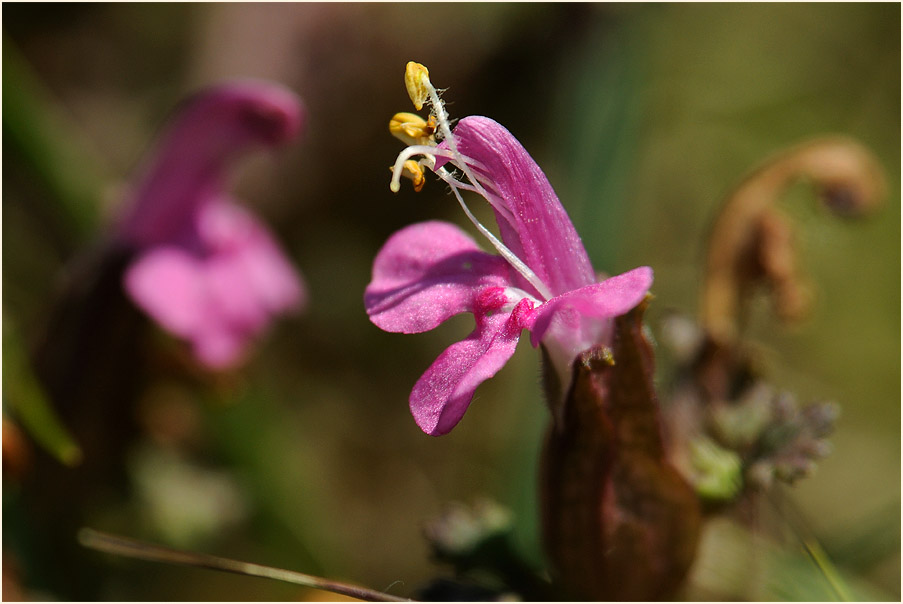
[118,82,307,369]
[366,106,651,435]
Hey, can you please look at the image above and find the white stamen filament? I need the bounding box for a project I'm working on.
[433,167,514,228]
[425,85,498,213]
[426,82,553,301]
[443,170,553,301]
[390,145,442,192]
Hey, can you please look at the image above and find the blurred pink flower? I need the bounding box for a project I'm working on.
[366,115,651,435]
[118,82,306,369]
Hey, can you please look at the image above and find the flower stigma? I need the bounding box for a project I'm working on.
[388,61,554,301]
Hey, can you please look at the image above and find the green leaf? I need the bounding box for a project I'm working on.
[2,34,107,243]
[3,311,82,466]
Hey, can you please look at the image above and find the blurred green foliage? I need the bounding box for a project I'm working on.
[2,39,105,245]
[2,3,899,601]
[3,313,82,467]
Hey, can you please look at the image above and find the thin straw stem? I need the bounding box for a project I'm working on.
[78,528,411,602]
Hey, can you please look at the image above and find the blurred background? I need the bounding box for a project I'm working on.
[2,3,899,601]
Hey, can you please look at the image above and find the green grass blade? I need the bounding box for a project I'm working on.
[3,34,107,242]
[3,312,82,466]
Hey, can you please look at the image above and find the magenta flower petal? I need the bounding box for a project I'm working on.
[125,247,253,369]
[117,82,307,369]
[365,221,511,334]
[118,81,305,248]
[124,247,207,338]
[410,298,533,436]
[199,200,306,320]
[125,200,305,368]
[192,328,247,369]
[529,267,654,348]
[440,116,596,296]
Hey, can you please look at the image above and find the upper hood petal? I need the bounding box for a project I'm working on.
[410,298,532,436]
[439,116,596,297]
[117,81,305,248]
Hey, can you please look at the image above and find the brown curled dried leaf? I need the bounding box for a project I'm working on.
[701,137,886,345]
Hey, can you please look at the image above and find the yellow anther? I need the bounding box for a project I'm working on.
[391,160,426,192]
[404,61,431,111]
[389,112,437,146]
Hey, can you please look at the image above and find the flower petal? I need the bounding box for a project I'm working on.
[192,328,247,369]
[410,299,533,436]
[124,200,305,369]
[117,83,307,371]
[365,221,512,333]
[124,248,254,368]
[124,247,208,338]
[529,266,654,348]
[441,116,596,296]
[199,200,306,317]
[117,81,305,248]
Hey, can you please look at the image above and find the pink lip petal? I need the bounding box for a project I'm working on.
[409,298,533,436]
[365,221,511,334]
[529,267,653,348]
[124,247,208,339]
[201,200,306,315]
[192,327,248,370]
